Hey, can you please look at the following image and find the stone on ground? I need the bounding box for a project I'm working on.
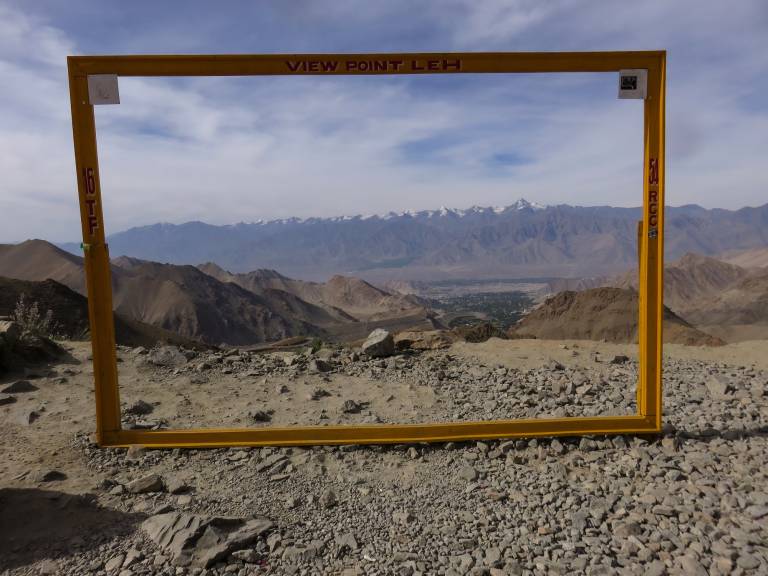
[394,330,453,351]
[146,345,188,367]
[141,511,273,567]
[361,329,395,358]
[126,473,165,494]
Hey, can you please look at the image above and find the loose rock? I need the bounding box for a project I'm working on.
[341,399,363,414]
[125,399,154,416]
[320,488,337,509]
[141,512,273,567]
[146,346,188,367]
[361,329,395,358]
[126,473,165,494]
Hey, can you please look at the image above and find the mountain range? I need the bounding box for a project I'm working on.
[0,276,202,349]
[610,251,768,341]
[60,200,768,281]
[0,240,428,346]
[2,237,767,346]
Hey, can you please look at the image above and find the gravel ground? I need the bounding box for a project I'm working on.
[1,339,766,576]
[116,342,639,431]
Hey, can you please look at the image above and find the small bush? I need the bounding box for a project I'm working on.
[310,337,323,353]
[11,294,61,339]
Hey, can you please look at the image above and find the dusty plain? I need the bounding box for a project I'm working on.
[0,338,766,575]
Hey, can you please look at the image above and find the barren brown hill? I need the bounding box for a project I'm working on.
[683,267,768,341]
[123,259,351,330]
[197,263,425,321]
[612,253,752,316]
[0,241,368,345]
[0,240,430,345]
[0,242,326,345]
[322,275,426,320]
[719,246,768,268]
[110,257,322,345]
[0,240,87,293]
[0,277,203,348]
[608,252,768,341]
[509,287,723,346]
[196,264,356,326]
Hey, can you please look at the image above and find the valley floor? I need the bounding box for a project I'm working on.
[0,339,766,575]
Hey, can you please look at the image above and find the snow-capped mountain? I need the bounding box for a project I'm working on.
[223,199,546,227]
[60,201,768,281]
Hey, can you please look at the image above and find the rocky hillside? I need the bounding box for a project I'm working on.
[109,257,328,345]
[683,267,768,341]
[509,287,723,346]
[0,241,429,346]
[0,242,330,345]
[614,253,752,316]
[0,240,87,293]
[609,252,768,341]
[59,201,768,280]
[0,277,201,348]
[720,246,768,268]
[197,263,424,321]
[0,277,91,339]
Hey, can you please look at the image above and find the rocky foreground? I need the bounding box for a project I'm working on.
[0,338,767,576]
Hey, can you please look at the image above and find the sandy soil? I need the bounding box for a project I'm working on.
[2,337,766,498]
[699,323,768,343]
[453,337,768,371]
[1,337,767,575]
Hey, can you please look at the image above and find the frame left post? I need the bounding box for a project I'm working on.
[68,60,122,443]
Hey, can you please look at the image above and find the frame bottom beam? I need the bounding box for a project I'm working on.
[102,415,660,448]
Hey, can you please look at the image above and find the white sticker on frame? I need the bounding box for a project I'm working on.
[88,74,120,105]
[618,69,647,99]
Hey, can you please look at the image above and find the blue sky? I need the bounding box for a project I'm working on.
[1,1,767,242]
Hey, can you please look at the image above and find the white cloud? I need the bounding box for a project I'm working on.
[0,1,766,243]
[91,72,645,234]
[0,4,80,242]
[447,0,555,46]
[0,3,74,67]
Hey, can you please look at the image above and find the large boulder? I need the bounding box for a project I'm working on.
[361,329,395,358]
[0,320,22,345]
[126,473,165,494]
[13,333,68,364]
[0,321,69,374]
[0,321,21,371]
[142,512,274,567]
[394,330,454,351]
[146,346,188,368]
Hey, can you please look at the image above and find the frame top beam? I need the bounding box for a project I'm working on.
[68,51,665,77]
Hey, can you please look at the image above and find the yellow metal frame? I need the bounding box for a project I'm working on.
[67,51,665,448]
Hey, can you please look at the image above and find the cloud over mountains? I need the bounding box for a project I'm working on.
[1,1,767,244]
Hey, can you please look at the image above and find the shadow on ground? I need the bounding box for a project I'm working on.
[677,425,768,441]
[0,488,145,571]
[0,342,80,382]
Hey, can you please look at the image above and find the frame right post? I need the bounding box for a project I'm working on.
[638,52,666,431]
